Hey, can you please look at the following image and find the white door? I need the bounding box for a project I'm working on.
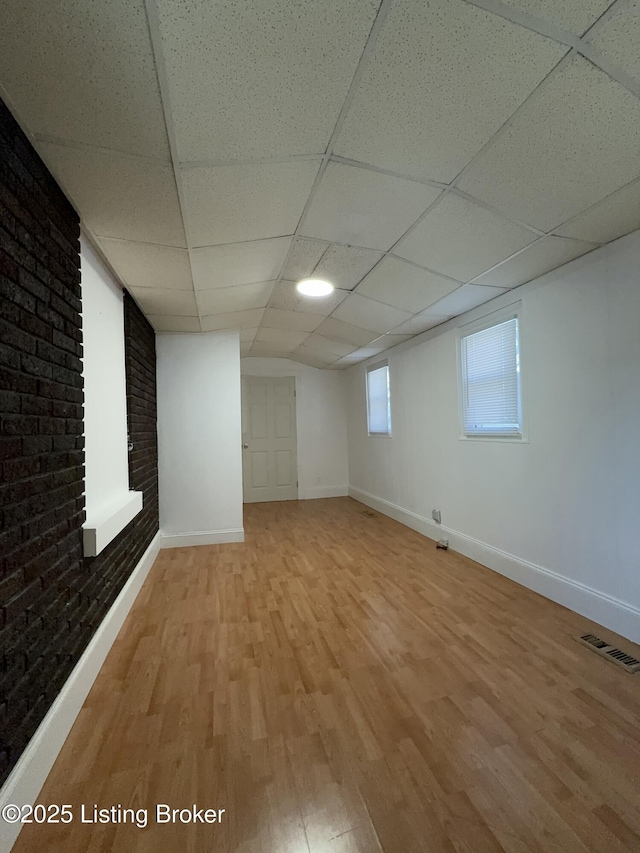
[242,376,298,503]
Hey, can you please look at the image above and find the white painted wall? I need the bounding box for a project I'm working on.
[241,358,349,499]
[157,331,244,546]
[347,232,640,643]
[80,239,131,524]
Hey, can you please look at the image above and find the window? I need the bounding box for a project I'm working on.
[366,362,391,435]
[459,309,522,438]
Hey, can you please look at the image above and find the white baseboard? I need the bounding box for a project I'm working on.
[300,485,349,500]
[349,486,640,644]
[0,531,162,853]
[160,528,244,548]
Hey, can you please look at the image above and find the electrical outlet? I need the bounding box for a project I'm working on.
[432,509,441,524]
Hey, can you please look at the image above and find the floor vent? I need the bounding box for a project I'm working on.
[577,633,640,673]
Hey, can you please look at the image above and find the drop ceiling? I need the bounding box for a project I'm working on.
[1,0,639,368]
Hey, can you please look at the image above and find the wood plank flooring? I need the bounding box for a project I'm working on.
[12,497,640,852]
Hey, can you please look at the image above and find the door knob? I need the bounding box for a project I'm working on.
[242,443,249,449]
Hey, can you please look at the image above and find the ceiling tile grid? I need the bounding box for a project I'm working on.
[332,293,413,333]
[0,0,170,158]
[457,55,640,231]
[129,287,198,317]
[191,238,292,291]
[3,0,640,365]
[97,239,193,291]
[313,244,384,291]
[355,256,459,313]
[585,1,640,85]
[394,193,539,281]
[281,238,330,281]
[554,178,640,244]
[333,0,567,182]
[299,162,442,250]
[40,143,186,247]
[155,0,380,161]
[195,281,276,316]
[470,235,598,288]
[201,308,266,332]
[314,317,379,347]
[181,160,320,247]
[261,308,326,333]
[493,0,615,35]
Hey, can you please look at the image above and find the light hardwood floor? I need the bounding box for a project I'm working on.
[13,498,640,852]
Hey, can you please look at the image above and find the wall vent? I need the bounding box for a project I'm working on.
[577,633,640,673]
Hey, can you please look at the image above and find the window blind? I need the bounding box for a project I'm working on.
[461,317,521,436]
[367,364,391,434]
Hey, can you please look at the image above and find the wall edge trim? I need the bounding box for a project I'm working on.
[0,531,162,853]
[348,486,640,644]
[300,485,349,500]
[160,529,245,548]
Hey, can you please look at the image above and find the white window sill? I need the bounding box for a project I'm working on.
[83,491,143,557]
[458,434,529,443]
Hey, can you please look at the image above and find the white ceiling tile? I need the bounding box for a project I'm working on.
[148,315,202,333]
[390,312,452,335]
[182,160,320,247]
[292,346,339,367]
[261,308,325,332]
[587,1,640,85]
[197,282,275,316]
[302,335,358,357]
[98,239,192,291]
[300,163,441,250]
[40,143,186,246]
[333,0,565,182]
[0,0,169,158]
[255,328,309,349]
[457,56,640,231]
[471,236,597,288]
[369,333,415,348]
[250,345,296,358]
[498,0,613,34]
[250,338,296,352]
[314,318,379,346]
[337,345,388,361]
[240,328,258,343]
[269,280,348,315]
[425,284,509,315]
[191,238,292,290]
[281,238,329,281]
[332,356,365,366]
[332,294,412,333]
[201,309,265,332]
[313,244,384,291]
[156,0,379,160]
[355,256,458,313]
[555,179,640,245]
[395,194,537,281]
[129,287,198,317]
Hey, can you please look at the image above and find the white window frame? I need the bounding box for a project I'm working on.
[366,360,392,437]
[457,302,527,442]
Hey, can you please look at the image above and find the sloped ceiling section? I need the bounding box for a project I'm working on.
[1,0,639,367]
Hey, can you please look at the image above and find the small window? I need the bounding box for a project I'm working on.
[460,310,522,438]
[366,362,391,435]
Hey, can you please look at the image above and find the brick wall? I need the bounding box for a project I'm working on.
[0,98,159,786]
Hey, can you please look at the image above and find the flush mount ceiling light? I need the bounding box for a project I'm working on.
[296,278,335,297]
